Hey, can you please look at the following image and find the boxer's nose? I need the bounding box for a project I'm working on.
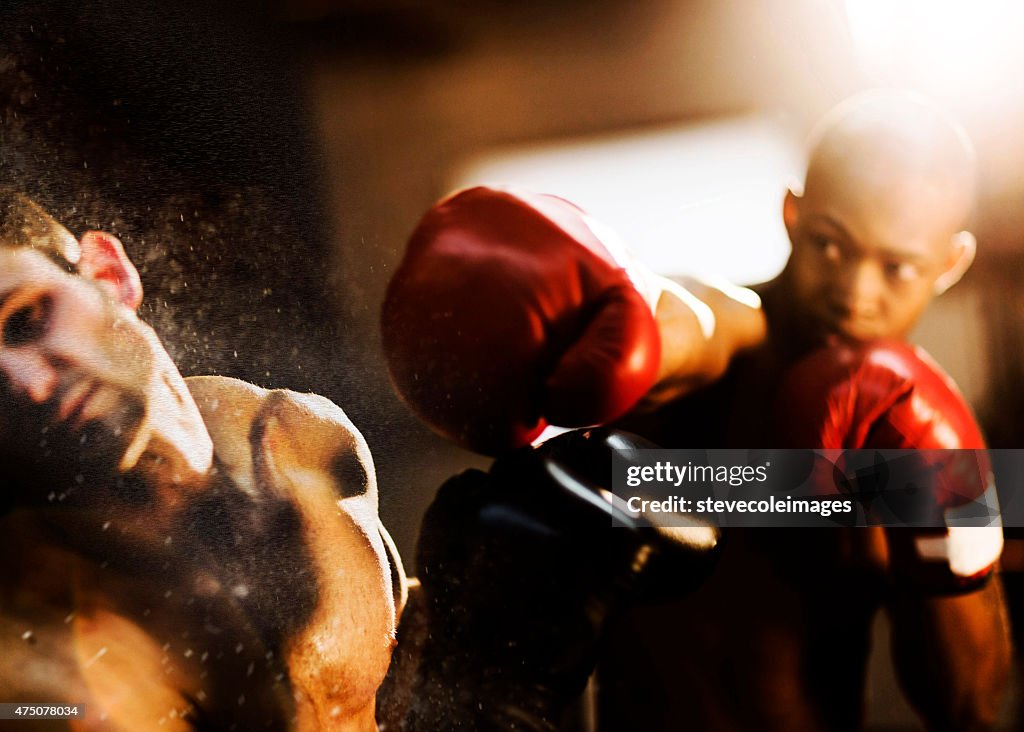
[833,259,884,322]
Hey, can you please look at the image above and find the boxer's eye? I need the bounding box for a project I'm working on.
[812,236,841,263]
[1,294,52,348]
[884,260,920,283]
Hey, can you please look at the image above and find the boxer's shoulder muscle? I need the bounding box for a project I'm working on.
[185,376,394,729]
[185,376,375,502]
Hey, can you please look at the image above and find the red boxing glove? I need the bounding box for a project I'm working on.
[777,341,1002,593]
[382,186,661,455]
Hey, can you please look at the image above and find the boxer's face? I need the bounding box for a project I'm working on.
[0,240,206,483]
[782,161,971,345]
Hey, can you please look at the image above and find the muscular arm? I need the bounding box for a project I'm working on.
[888,577,1012,730]
[640,275,766,408]
[777,343,1013,730]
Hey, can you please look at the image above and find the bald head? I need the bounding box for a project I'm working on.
[804,90,976,231]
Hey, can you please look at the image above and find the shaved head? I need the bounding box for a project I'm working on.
[804,90,976,232]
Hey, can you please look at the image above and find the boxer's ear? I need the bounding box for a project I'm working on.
[782,187,801,239]
[78,231,144,310]
[934,230,976,296]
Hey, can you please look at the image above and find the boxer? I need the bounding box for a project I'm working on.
[603,92,1011,731]
[0,191,402,730]
[382,91,1011,729]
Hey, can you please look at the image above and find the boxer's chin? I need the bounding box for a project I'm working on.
[816,319,883,348]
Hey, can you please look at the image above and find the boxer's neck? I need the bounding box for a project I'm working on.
[757,276,830,367]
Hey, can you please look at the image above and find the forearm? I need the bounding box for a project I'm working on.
[640,275,766,407]
[889,577,1012,730]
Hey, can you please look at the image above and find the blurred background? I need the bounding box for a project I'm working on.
[3,0,1024,727]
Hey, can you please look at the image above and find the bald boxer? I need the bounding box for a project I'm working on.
[0,191,401,730]
[601,91,1011,730]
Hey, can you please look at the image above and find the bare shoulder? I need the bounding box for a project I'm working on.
[185,376,376,506]
[184,375,365,449]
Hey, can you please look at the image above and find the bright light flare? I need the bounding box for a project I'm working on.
[846,0,1024,99]
[451,117,801,284]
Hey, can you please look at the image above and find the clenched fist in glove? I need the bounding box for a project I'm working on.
[400,428,720,731]
[382,186,662,455]
[777,341,1002,593]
